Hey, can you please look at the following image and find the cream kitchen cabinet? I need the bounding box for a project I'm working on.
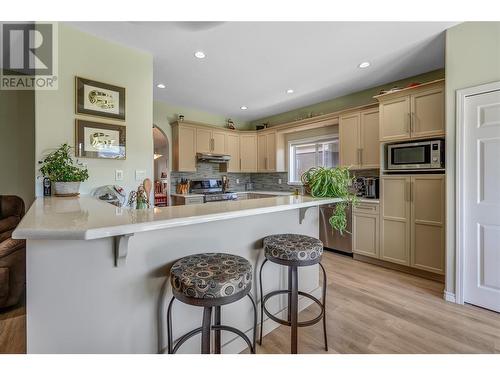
[240,134,258,172]
[353,202,380,259]
[225,133,240,172]
[380,176,411,265]
[376,80,445,142]
[380,174,445,273]
[196,128,226,154]
[339,107,379,169]
[172,124,197,172]
[257,131,277,172]
[410,175,445,274]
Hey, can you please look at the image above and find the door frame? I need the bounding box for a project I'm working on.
[455,80,500,305]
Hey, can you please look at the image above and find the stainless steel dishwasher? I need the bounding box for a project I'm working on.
[319,203,352,254]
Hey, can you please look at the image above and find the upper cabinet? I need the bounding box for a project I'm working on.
[172,124,197,172]
[240,134,258,172]
[196,128,226,154]
[257,131,277,172]
[376,80,445,142]
[225,133,240,172]
[339,107,379,169]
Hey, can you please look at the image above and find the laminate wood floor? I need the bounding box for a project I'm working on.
[253,252,500,354]
[1,252,499,354]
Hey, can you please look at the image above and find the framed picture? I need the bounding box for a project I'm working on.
[75,77,125,120]
[75,119,126,159]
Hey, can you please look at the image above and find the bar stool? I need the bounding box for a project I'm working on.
[167,253,257,354]
[259,234,328,354]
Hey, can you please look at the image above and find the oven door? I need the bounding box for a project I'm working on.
[387,142,431,170]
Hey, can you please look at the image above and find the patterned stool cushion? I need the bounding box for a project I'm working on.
[264,234,323,264]
[170,253,252,300]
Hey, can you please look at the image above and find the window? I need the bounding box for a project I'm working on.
[288,137,339,184]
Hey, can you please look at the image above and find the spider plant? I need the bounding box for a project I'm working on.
[301,166,357,234]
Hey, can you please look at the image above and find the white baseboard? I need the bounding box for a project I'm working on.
[222,286,323,354]
[443,290,456,303]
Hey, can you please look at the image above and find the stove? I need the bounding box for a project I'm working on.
[203,191,238,202]
[190,179,238,203]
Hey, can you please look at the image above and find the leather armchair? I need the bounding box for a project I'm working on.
[0,195,26,309]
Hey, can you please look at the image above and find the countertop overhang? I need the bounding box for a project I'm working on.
[13,195,342,241]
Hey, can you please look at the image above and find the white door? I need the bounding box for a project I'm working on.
[463,87,500,312]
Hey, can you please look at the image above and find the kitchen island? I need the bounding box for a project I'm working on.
[13,195,340,353]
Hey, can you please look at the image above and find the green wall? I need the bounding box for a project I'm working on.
[251,69,445,127]
[0,82,35,206]
[153,100,251,171]
[35,23,153,196]
[445,22,500,295]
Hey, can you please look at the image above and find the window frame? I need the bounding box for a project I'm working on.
[287,135,339,185]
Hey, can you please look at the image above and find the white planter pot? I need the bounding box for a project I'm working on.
[53,181,81,196]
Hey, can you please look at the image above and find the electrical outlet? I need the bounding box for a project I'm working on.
[236,178,240,184]
[135,170,146,181]
[278,178,282,184]
[115,170,123,181]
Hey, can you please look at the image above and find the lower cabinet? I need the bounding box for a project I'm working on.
[171,195,204,206]
[379,174,445,274]
[353,202,380,259]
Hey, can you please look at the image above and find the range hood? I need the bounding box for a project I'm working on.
[196,152,231,163]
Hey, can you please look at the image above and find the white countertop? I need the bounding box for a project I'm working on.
[13,195,341,241]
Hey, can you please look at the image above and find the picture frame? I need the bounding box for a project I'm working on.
[75,119,126,159]
[75,77,126,120]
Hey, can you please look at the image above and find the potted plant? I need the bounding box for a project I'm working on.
[301,166,357,234]
[40,143,89,196]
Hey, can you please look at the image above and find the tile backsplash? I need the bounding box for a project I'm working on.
[170,163,294,193]
[170,162,379,193]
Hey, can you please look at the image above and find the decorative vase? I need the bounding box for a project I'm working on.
[53,181,81,196]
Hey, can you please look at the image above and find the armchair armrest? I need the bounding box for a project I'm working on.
[0,216,19,234]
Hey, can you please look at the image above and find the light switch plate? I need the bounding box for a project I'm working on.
[135,170,146,181]
[278,179,282,184]
[236,178,240,184]
[115,170,123,181]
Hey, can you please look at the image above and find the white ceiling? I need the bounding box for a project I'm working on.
[68,22,457,121]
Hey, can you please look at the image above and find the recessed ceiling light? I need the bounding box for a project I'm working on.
[156,83,166,89]
[358,61,370,69]
[194,51,206,59]
[286,89,294,94]
[240,106,248,110]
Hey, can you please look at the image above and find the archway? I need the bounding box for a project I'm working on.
[153,125,169,206]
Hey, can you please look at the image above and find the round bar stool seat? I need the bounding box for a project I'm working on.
[259,234,328,354]
[167,253,257,354]
[263,233,323,265]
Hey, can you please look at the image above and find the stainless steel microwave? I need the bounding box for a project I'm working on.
[387,140,444,170]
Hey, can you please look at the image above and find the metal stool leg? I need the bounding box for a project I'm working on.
[320,262,328,351]
[247,293,257,353]
[290,265,298,354]
[258,259,268,345]
[166,297,175,354]
[287,266,292,323]
[214,306,221,354]
[201,306,212,354]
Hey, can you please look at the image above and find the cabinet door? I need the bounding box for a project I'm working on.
[380,176,411,265]
[266,132,277,171]
[339,112,360,168]
[257,134,267,171]
[225,133,240,172]
[212,130,227,154]
[379,96,411,142]
[353,212,379,258]
[196,128,212,153]
[240,134,257,172]
[410,87,445,138]
[359,108,380,169]
[177,126,196,172]
[410,175,445,274]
